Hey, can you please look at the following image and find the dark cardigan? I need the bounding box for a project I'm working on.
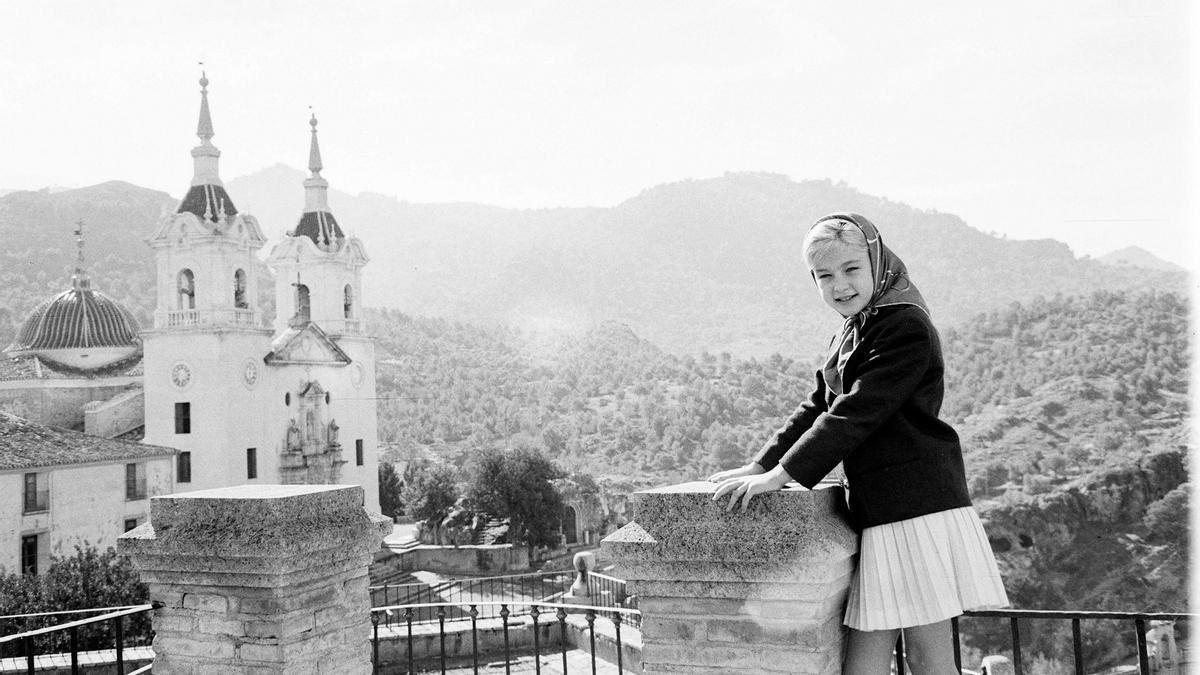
[753,305,972,529]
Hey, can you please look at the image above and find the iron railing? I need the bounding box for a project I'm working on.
[0,604,154,675]
[885,609,1193,675]
[370,600,639,675]
[369,570,640,629]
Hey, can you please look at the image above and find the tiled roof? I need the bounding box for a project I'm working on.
[9,287,141,352]
[0,413,175,471]
[177,183,239,221]
[294,210,344,246]
[0,355,143,382]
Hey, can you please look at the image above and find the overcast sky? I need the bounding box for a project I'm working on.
[2,1,1194,268]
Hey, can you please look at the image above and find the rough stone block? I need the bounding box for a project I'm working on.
[118,484,391,674]
[602,481,858,675]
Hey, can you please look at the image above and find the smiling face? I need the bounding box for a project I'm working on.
[808,240,874,317]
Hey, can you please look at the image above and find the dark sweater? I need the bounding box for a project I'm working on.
[753,305,972,529]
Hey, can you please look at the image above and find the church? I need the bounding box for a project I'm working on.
[140,73,379,509]
[1,74,381,573]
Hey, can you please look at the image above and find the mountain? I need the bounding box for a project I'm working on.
[1,172,1189,358]
[1098,246,1185,272]
[229,168,1187,357]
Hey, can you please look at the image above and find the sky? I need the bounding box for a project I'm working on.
[1,1,1194,268]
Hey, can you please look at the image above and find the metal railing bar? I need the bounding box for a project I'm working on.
[613,612,624,674]
[1135,618,1149,675]
[531,605,542,675]
[951,616,961,671]
[126,665,152,675]
[0,605,147,621]
[587,609,597,674]
[114,615,124,675]
[501,604,511,675]
[471,605,480,675]
[1010,617,1023,675]
[0,605,152,644]
[1071,618,1083,675]
[437,605,446,674]
[70,625,79,675]
[965,609,1193,621]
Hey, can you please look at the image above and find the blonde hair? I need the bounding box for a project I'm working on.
[803,218,869,266]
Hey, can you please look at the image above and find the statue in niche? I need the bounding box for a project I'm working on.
[286,419,301,451]
[327,419,340,445]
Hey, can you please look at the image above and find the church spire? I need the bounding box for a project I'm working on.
[177,70,238,220]
[197,71,214,144]
[308,112,323,177]
[296,111,343,248]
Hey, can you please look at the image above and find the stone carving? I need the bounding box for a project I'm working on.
[286,419,301,451]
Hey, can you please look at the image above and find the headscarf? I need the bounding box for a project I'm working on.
[810,213,929,395]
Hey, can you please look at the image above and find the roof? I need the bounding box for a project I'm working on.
[0,412,175,472]
[9,287,141,353]
[177,183,239,220]
[294,210,344,246]
[0,355,143,382]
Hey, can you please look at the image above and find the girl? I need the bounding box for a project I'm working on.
[710,213,1008,675]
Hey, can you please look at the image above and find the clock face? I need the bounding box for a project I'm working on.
[170,362,192,389]
[243,361,260,387]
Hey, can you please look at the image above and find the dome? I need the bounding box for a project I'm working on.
[5,287,142,372]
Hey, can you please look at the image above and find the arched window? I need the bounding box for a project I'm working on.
[343,284,354,319]
[296,284,310,321]
[177,269,195,309]
[233,269,248,309]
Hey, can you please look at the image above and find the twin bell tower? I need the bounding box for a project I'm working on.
[141,73,379,510]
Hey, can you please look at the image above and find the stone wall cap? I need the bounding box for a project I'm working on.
[168,484,352,499]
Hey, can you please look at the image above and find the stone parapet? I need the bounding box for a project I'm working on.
[602,481,858,674]
[118,484,392,674]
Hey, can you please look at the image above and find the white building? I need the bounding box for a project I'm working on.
[0,412,174,575]
[140,75,380,510]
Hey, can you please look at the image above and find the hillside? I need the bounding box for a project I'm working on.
[368,290,1188,668]
[1,173,1185,359]
[228,169,1187,357]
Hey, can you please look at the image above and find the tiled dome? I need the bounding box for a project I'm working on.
[7,287,142,372]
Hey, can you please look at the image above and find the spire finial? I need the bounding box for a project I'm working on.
[197,65,214,143]
[72,220,90,290]
[307,108,323,177]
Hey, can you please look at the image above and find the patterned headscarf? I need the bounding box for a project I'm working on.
[811,213,930,395]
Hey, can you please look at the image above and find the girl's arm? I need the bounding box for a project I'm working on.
[778,310,934,487]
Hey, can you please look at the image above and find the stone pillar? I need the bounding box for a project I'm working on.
[602,481,858,675]
[118,484,392,674]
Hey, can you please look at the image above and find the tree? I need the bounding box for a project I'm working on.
[0,544,149,653]
[465,445,566,556]
[378,461,403,518]
[401,463,459,527]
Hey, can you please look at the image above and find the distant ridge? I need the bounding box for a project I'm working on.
[1097,246,1185,272]
[2,173,1189,356]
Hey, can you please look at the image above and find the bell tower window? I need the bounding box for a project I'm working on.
[177,269,195,309]
[234,269,248,309]
[343,284,354,318]
[296,284,311,321]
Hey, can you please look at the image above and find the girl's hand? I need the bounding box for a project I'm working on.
[711,466,793,511]
[706,462,765,483]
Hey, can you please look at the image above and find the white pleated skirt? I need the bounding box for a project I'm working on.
[843,506,1009,631]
